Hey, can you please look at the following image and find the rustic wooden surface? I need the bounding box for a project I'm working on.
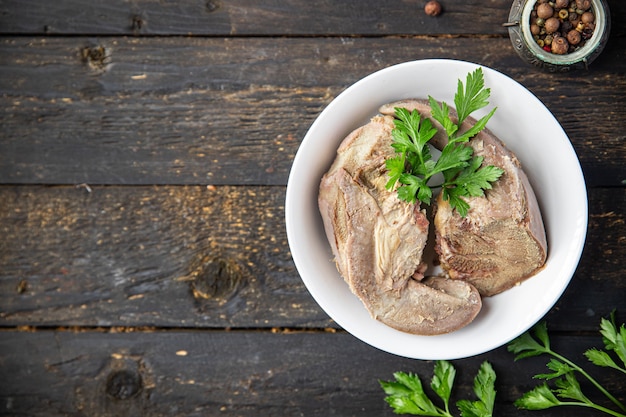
[1,0,625,416]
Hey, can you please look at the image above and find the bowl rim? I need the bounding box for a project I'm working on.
[285,59,588,359]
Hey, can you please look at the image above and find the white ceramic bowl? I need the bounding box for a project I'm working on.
[285,59,587,360]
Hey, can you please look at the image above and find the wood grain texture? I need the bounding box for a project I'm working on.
[0,185,330,329]
[1,186,623,331]
[2,0,624,37]
[0,0,512,36]
[1,1,625,415]
[1,36,624,187]
[1,329,624,417]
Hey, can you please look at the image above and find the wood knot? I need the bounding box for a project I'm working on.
[16,279,28,294]
[190,256,244,304]
[131,15,145,32]
[205,0,221,13]
[80,45,110,72]
[105,369,142,400]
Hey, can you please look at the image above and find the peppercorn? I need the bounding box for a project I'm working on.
[537,3,554,19]
[424,0,442,16]
[581,11,594,23]
[528,0,596,56]
[575,0,591,11]
[551,36,569,54]
[561,20,573,32]
[545,17,560,33]
[567,29,582,44]
[531,24,541,35]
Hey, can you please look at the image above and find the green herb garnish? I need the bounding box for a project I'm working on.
[380,360,496,417]
[379,312,626,416]
[508,312,626,416]
[385,68,504,217]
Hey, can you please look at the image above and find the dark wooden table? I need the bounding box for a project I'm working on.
[0,1,624,416]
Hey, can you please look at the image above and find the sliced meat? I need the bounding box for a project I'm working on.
[318,114,482,335]
[381,100,548,296]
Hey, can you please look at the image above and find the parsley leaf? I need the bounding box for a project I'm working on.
[509,314,626,416]
[514,383,561,410]
[380,370,449,416]
[585,348,622,371]
[454,68,491,125]
[457,361,497,417]
[598,311,626,369]
[507,321,550,360]
[431,360,456,414]
[429,98,458,138]
[398,174,431,205]
[380,360,496,417]
[385,68,503,216]
[439,157,504,217]
[534,359,574,380]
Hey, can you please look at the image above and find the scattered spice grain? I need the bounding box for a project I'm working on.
[424,0,442,16]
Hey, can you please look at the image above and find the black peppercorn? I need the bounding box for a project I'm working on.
[561,20,573,32]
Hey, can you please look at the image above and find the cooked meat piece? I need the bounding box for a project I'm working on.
[318,115,482,335]
[380,99,548,296]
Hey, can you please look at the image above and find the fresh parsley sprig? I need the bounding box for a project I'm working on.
[385,68,504,217]
[508,312,626,416]
[380,360,496,417]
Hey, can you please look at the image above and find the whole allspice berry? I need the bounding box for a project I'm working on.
[581,11,595,24]
[567,29,582,45]
[536,3,554,19]
[531,24,541,35]
[424,0,442,16]
[555,0,569,8]
[544,17,560,34]
[575,0,592,11]
[551,36,569,54]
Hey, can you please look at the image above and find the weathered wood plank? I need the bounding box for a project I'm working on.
[0,0,512,36]
[1,36,624,187]
[0,329,624,417]
[2,0,624,37]
[0,185,331,329]
[0,186,624,331]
